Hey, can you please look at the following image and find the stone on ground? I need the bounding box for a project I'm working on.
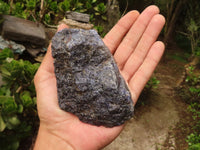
[65,11,90,23]
[2,15,46,46]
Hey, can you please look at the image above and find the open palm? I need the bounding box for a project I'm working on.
[34,5,165,150]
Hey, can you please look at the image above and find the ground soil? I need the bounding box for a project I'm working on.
[104,46,194,150]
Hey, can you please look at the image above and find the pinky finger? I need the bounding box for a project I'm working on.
[128,41,165,104]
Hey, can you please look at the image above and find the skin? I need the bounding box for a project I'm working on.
[34,5,165,150]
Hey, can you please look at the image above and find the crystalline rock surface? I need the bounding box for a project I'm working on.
[51,28,134,127]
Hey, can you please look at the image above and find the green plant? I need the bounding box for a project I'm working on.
[0,0,108,33]
[187,133,200,150]
[0,48,39,150]
[44,13,51,24]
[186,102,200,150]
[58,0,71,12]
[189,87,200,97]
[11,2,29,19]
[185,0,200,58]
[186,66,200,84]
[94,2,106,14]
[145,76,160,89]
[185,66,200,99]
[188,103,200,122]
[93,2,107,20]
[178,65,200,104]
[0,0,10,14]
[137,76,160,107]
[26,0,39,11]
[94,25,105,36]
[187,19,200,57]
[0,48,14,65]
[188,143,200,150]
[48,0,58,13]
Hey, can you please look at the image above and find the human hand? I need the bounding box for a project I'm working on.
[34,5,165,150]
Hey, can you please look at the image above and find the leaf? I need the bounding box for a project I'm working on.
[1,67,11,77]
[0,134,20,150]
[94,6,98,12]
[44,13,51,24]
[0,48,14,62]
[49,1,58,12]
[0,1,10,14]
[25,0,37,10]
[0,86,11,96]
[0,113,6,132]
[5,115,21,130]
[20,91,33,107]
[96,3,106,13]
[10,140,20,150]
[0,96,18,114]
[0,96,14,104]
[101,15,107,21]
[86,2,92,9]
[92,0,97,3]
[18,104,23,113]
[77,2,83,7]
[95,12,100,16]
[32,97,37,105]
[58,0,71,12]
[79,9,87,13]
[7,115,21,126]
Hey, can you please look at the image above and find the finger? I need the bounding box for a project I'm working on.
[38,45,54,73]
[128,41,165,103]
[103,10,140,54]
[58,23,69,31]
[122,14,165,81]
[114,5,160,69]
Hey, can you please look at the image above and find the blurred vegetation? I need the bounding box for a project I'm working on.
[0,0,107,32]
[119,0,200,60]
[177,64,200,149]
[187,103,200,150]
[0,0,109,36]
[0,48,39,150]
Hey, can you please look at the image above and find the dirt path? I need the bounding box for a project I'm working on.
[104,55,187,150]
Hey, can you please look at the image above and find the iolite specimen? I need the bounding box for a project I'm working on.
[51,28,134,127]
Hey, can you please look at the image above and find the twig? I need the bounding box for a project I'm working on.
[43,21,57,29]
[30,11,37,22]
[121,0,128,17]
[9,0,14,14]
[39,0,44,21]
[177,31,189,36]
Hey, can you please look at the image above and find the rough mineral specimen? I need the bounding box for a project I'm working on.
[51,28,134,127]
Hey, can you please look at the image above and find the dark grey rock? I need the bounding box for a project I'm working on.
[65,11,90,23]
[26,48,43,57]
[51,28,134,127]
[2,15,46,46]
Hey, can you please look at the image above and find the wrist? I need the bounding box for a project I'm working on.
[34,124,74,150]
